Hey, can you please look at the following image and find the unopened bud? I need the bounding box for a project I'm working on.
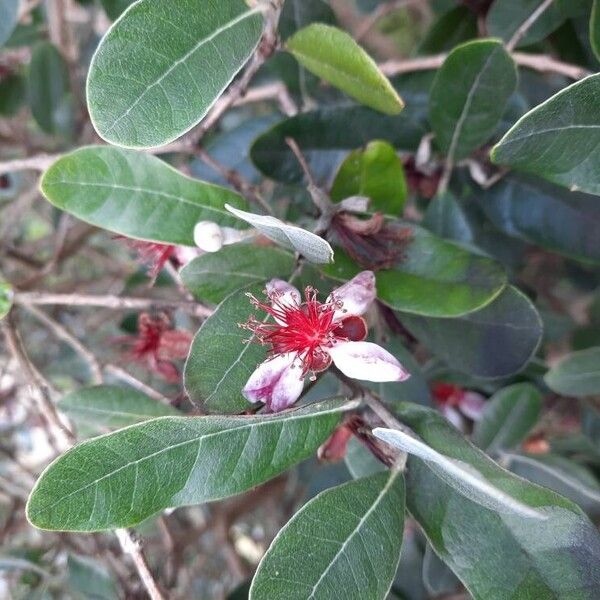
[194,221,223,252]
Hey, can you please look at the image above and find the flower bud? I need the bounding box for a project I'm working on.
[194,221,223,252]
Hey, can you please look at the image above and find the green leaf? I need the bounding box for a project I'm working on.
[323,224,507,317]
[250,71,432,184]
[374,427,545,518]
[492,75,600,195]
[478,176,600,264]
[400,286,542,378]
[487,0,574,48]
[184,285,265,414]
[345,437,386,479]
[99,0,135,20]
[279,0,336,40]
[423,192,475,244]
[502,453,600,518]
[26,398,352,531]
[390,403,600,600]
[287,24,403,115]
[87,0,263,148]
[58,385,179,433]
[592,0,600,62]
[419,6,477,55]
[0,278,13,320]
[226,205,334,264]
[67,554,118,600]
[544,347,600,397]
[430,39,517,161]
[331,140,407,214]
[250,471,405,600]
[0,73,26,116]
[28,42,72,136]
[40,146,247,245]
[472,383,542,453]
[0,0,18,47]
[181,245,295,304]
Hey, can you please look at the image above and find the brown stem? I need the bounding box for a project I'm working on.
[20,304,103,385]
[14,291,213,318]
[1,316,76,445]
[116,529,166,600]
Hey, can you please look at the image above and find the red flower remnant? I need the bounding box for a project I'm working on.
[117,237,176,282]
[117,313,192,383]
[329,212,413,271]
[318,424,354,462]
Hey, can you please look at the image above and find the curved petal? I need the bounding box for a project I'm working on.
[265,279,301,325]
[328,271,376,321]
[459,391,486,421]
[328,341,410,382]
[242,352,304,412]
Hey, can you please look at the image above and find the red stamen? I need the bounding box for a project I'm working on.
[242,286,351,377]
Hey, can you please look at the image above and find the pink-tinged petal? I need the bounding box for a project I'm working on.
[442,405,467,432]
[242,352,304,412]
[266,279,301,306]
[265,279,301,325]
[459,391,486,421]
[327,341,410,382]
[173,246,201,265]
[328,271,376,321]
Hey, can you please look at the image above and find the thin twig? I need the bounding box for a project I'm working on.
[507,0,554,51]
[20,304,103,384]
[13,291,213,318]
[1,316,76,444]
[116,529,166,600]
[104,364,171,405]
[0,154,59,177]
[194,146,273,214]
[379,51,591,80]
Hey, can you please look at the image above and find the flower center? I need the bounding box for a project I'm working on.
[241,286,366,376]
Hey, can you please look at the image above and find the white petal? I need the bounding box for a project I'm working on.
[328,271,376,321]
[328,341,410,382]
[459,392,486,421]
[442,406,467,432]
[242,352,304,412]
[173,246,201,265]
[265,279,301,325]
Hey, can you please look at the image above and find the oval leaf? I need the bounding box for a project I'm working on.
[544,347,600,397]
[58,385,179,432]
[28,42,72,136]
[226,204,334,264]
[181,245,295,304]
[400,286,542,378]
[323,224,507,317]
[184,284,266,414]
[430,39,517,162]
[87,0,263,148]
[479,176,600,264]
[391,403,600,600]
[487,0,570,47]
[26,398,353,531]
[492,74,600,195]
[472,383,542,453]
[40,146,247,245]
[592,0,600,62]
[374,427,544,518]
[250,72,433,184]
[331,140,407,214]
[502,453,600,518]
[250,471,405,600]
[286,23,403,115]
